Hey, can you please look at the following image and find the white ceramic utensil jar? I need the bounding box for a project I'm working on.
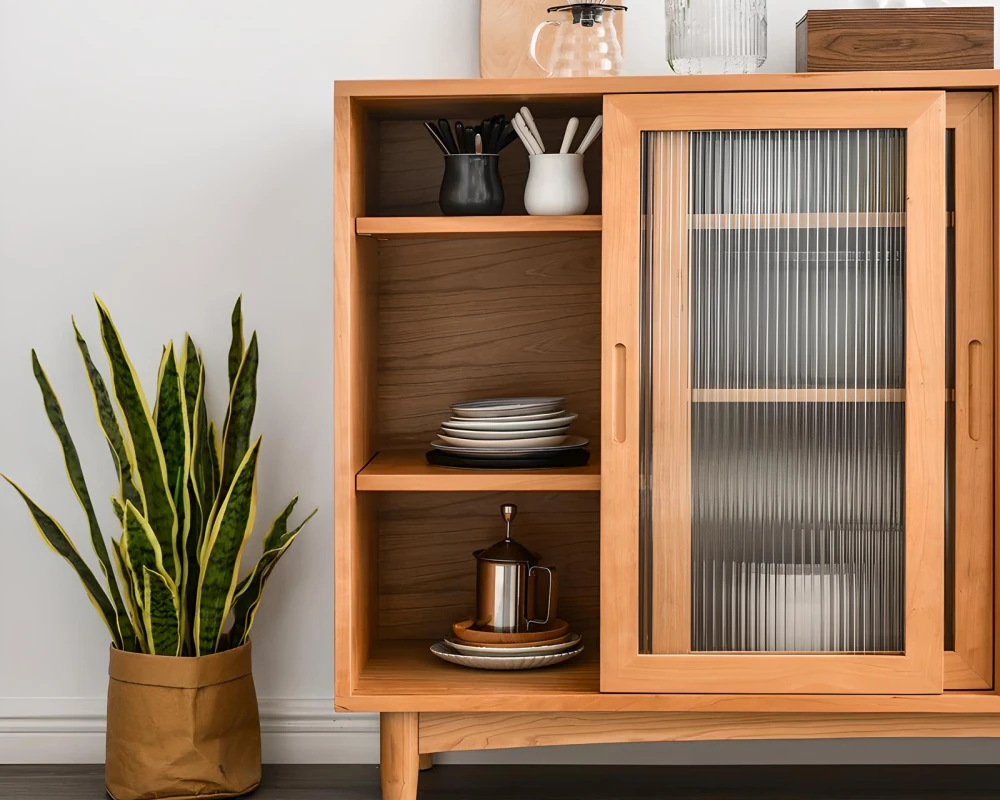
[524,154,588,216]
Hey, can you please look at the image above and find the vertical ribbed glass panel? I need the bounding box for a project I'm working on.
[639,129,907,654]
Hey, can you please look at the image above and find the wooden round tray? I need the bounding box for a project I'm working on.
[445,632,572,650]
[452,618,570,645]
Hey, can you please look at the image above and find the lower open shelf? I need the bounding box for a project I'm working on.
[348,639,599,710]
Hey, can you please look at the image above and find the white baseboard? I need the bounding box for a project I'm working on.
[0,698,379,765]
[6,698,1000,765]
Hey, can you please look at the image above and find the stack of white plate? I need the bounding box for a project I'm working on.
[431,397,589,458]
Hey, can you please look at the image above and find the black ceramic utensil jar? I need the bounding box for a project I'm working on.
[439,154,504,215]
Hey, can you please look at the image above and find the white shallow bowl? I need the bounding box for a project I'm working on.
[437,433,569,448]
[430,641,584,670]
[444,633,582,656]
[450,398,564,418]
[438,425,570,441]
[429,435,589,457]
[442,413,577,432]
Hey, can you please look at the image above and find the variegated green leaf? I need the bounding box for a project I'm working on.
[3,477,120,645]
[228,296,244,392]
[31,352,134,651]
[111,538,146,653]
[181,358,208,654]
[96,298,178,581]
[111,496,124,525]
[195,437,261,655]
[73,319,141,511]
[153,344,186,584]
[142,566,181,657]
[219,332,258,503]
[121,501,174,602]
[181,337,201,441]
[229,506,315,647]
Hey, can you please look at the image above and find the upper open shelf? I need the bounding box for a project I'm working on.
[356,216,602,237]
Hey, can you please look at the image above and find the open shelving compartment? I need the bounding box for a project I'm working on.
[336,92,605,709]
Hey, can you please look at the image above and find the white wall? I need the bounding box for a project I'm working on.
[1,0,998,765]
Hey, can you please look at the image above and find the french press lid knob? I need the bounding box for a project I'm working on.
[501,503,517,540]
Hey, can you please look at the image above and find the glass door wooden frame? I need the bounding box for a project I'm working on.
[601,91,947,694]
[945,92,995,690]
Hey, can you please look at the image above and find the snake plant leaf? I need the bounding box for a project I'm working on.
[121,501,175,601]
[73,319,141,511]
[142,566,181,657]
[181,360,208,654]
[195,436,261,655]
[228,295,243,392]
[111,538,146,653]
[96,297,178,581]
[181,337,201,439]
[3,476,121,646]
[111,496,124,524]
[229,506,316,647]
[219,332,258,503]
[31,352,136,651]
[208,419,221,506]
[153,344,187,584]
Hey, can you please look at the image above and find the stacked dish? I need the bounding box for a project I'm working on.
[427,397,589,469]
[430,618,584,671]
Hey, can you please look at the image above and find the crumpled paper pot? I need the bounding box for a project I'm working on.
[105,641,261,800]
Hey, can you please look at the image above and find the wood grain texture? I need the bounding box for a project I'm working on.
[357,215,602,237]
[600,91,947,695]
[336,72,1000,104]
[796,9,994,73]
[357,449,600,492]
[377,492,599,640]
[376,118,602,217]
[419,711,1000,754]
[376,235,601,448]
[334,95,380,697]
[381,712,419,800]
[950,91,995,691]
[479,0,625,79]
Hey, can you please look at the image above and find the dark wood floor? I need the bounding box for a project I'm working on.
[3,765,1000,799]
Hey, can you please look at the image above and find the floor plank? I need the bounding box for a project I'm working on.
[2,765,1000,799]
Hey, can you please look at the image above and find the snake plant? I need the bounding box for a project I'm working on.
[4,298,315,656]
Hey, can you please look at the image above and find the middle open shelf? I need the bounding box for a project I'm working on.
[357,449,600,492]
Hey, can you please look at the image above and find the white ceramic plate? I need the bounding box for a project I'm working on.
[438,426,570,441]
[437,433,569,448]
[429,436,589,457]
[441,413,577,432]
[450,409,568,423]
[444,633,582,656]
[430,641,584,670]
[450,398,564,418]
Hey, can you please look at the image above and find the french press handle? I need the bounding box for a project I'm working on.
[527,565,558,628]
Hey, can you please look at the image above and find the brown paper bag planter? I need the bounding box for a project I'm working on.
[106,642,261,800]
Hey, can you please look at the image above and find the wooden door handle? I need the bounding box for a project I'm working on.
[613,343,627,443]
[968,339,982,441]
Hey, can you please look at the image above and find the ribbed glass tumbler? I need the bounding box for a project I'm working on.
[665,0,767,75]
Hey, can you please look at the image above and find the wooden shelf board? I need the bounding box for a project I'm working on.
[355,216,602,237]
[339,640,1000,713]
[689,212,906,229]
[356,449,600,492]
[694,388,906,403]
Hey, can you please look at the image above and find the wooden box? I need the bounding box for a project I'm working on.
[796,8,994,72]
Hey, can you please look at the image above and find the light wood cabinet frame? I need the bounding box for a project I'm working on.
[602,91,948,694]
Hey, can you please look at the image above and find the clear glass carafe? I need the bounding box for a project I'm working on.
[531,3,626,78]
[665,0,767,74]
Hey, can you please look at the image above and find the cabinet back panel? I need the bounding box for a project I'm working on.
[376,235,601,448]
[376,119,602,216]
[377,492,600,640]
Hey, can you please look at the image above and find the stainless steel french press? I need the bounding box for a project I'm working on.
[472,504,558,633]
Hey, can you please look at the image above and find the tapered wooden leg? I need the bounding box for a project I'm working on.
[418,753,434,771]
[380,712,419,800]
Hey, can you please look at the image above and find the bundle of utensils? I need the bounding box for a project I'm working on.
[427,397,589,469]
[511,106,603,156]
[423,116,519,155]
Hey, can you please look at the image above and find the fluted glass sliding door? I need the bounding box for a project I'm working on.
[602,92,946,694]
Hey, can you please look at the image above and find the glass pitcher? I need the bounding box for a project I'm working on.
[530,3,627,78]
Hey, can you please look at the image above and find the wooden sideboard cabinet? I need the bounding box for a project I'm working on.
[334,72,1000,800]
